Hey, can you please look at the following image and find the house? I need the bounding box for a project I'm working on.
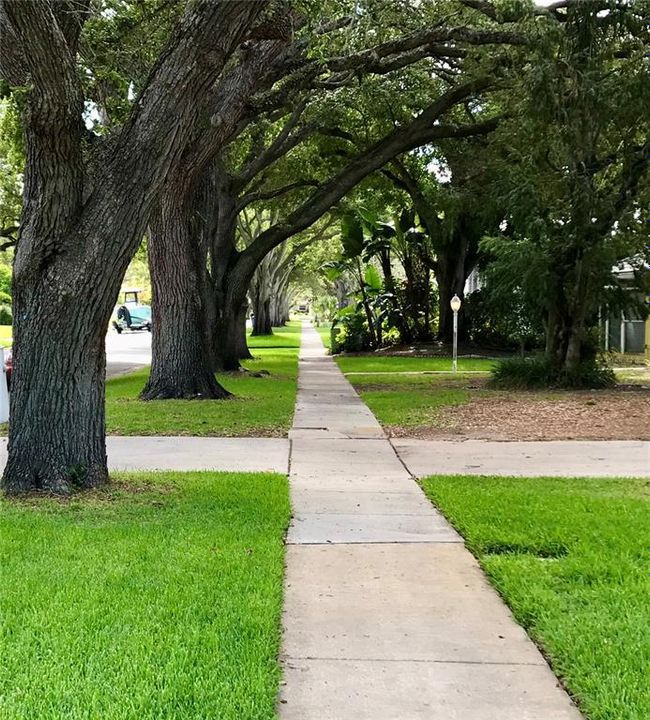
[603,261,649,359]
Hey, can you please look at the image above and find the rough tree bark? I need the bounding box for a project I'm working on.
[210,176,253,370]
[214,293,252,370]
[252,298,272,336]
[435,236,473,343]
[141,188,230,399]
[1,0,266,493]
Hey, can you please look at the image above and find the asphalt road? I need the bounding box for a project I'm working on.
[105,329,151,379]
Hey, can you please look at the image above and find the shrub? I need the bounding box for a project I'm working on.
[490,355,616,389]
[0,304,12,326]
[464,287,544,351]
[331,308,372,353]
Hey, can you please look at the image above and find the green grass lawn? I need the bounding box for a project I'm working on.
[336,357,488,428]
[106,322,302,436]
[313,322,331,350]
[335,354,494,374]
[349,375,472,427]
[421,475,650,720]
[615,367,650,385]
[248,322,302,349]
[0,471,290,720]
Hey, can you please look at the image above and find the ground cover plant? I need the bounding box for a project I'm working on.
[421,474,650,720]
[106,324,301,437]
[0,471,290,719]
[490,356,616,390]
[345,372,476,428]
[247,322,302,350]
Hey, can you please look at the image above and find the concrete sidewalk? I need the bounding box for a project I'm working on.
[393,438,649,478]
[279,322,581,719]
[0,437,289,475]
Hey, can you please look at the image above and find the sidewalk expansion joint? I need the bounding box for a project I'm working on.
[286,540,463,546]
[283,656,545,667]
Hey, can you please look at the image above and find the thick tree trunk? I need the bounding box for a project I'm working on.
[207,174,251,371]
[1,1,267,494]
[3,291,108,494]
[252,297,272,335]
[210,259,254,370]
[436,242,471,343]
[215,298,249,371]
[275,296,290,326]
[235,302,253,360]
[565,323,584,370]
[141,193,230,400]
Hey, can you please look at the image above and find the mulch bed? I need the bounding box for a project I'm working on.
[387,387,650,441]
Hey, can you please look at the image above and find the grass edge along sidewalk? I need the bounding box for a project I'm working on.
[334,355,492,429]
[0,470,290,720]
[422,474,650,720]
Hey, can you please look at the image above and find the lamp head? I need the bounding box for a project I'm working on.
[450,294,462,313]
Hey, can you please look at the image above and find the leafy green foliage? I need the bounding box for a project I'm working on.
[0,98,22,247]
[81,0,183,130]
[331,306,372,353]
[484,4,650,369]
[340,214,365,259]
[464,285,543,351]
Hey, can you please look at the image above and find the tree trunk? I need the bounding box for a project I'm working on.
[3,290,108,494]
[207,173,251,371]
[215,297,250,371]
[235,302,253,359]
[565,323,583,370]
[252,297,272,335]
[436,241,471,343]
[141,192,230,400]
[1,1,267,494]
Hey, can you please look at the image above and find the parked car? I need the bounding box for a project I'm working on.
[113,303,152,333]
[112,288,152,333]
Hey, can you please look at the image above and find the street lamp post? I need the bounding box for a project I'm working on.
[450,294,462,373]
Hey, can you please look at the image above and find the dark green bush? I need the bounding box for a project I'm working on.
[464,288,544,351]
[331,309,372,353]
[490,355,616,389]
[0,304,12,326]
